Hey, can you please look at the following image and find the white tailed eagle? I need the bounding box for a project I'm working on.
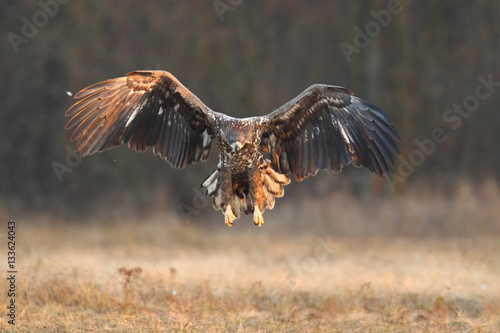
[65,70,400,227]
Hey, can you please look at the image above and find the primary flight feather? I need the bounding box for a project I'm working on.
[65,70,400,227]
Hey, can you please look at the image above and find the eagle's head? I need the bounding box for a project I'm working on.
[226,131,248,152]
[223,121,256,152]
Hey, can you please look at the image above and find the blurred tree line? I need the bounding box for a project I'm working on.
[1,1,499,217]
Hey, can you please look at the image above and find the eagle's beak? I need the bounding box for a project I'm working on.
[230,141,243,152]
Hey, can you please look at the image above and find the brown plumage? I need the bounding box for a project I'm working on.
[65,70,400,227]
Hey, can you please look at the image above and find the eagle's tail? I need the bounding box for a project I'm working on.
[201,162,290,224]
[259,163,291,211]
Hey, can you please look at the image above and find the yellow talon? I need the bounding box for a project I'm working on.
[253,206,264,227]
[224,205,235,227]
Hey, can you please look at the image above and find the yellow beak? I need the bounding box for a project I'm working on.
[230,142,243,152]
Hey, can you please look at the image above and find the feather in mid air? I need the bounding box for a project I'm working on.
[65,70,400,227]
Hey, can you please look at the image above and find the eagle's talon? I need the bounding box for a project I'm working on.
[224,205,235,227]
[253,206,264,227]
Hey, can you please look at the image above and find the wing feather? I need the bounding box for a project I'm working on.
[263,84,400,180]
[318,114,334,170]
[168,114,180,165]
[65,70,219,169]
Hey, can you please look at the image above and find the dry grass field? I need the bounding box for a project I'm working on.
[1,182,500,332]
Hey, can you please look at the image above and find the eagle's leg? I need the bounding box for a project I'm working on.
[220,165,235,227]
[248,167,265,227]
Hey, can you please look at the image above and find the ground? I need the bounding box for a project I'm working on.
[1,184,500,332]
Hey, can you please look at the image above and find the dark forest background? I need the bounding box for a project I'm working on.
[1,1,499,221]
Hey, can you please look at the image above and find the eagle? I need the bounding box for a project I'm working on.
[65,70,400,227]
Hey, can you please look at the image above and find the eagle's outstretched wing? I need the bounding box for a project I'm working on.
[65,71,219,169]
[262,84,401,180]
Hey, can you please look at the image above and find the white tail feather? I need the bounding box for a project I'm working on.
[202,169,219,196]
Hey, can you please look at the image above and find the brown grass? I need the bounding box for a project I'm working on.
[1,182,500,332]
